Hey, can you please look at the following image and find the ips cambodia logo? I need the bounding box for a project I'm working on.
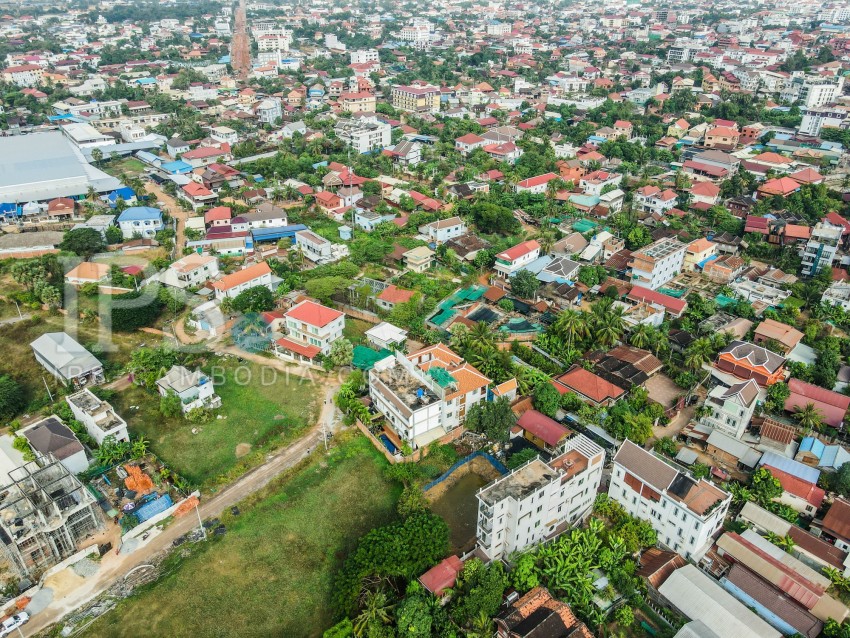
[230,312,273,353]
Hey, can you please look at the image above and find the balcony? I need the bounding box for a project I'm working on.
[479,516,492,532]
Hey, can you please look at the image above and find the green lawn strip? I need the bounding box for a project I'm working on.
[83,434,401,638]
[115,360,320,487]
[343,317,373,345]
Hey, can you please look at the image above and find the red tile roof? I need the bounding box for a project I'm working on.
[275,337,320,359]
[785,378,850,428]
[517,409,571,447]
[516,172,559,189]
[553,367,625,404]
[285,300,344,328]
[377,285,415,304]
[823,498,850,541]
[765,465,825,508]
[626,286,687,316]
[418,556,464,596]
[204,206,231,223]
[497,240,540,262]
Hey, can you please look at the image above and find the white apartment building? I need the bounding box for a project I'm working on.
[2,64,44,87]
[494,240,541,278]
[282,300,345,356]
[66,388,129,446]
[629,238,687,289]
[698,379,760,439]
[339,92,377,114]
[782,75,845,108]
[801,221,842,276]
[369,344,490,449]
[486,22,512,36]
[295,229,332,263]
[799,105,849,137]
[822,281,850,311]
[350,49,380,64]
[256,32,291,52]
[160,253,219,289]
[210,126,238,145]
[334,116,391,153]
[609,440,732,559]
[476,435,605,561]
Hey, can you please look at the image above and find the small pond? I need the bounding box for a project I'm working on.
[427,472,490,553]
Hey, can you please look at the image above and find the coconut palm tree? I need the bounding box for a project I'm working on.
[353,590,393,637]
[554,309,588,350]
[468,321,496,352]
[594,307,625,347]
[794,402,825,436]
[629,323,652,349]
[684,337,713,372]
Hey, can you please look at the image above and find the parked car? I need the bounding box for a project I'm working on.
[0,612,29,637]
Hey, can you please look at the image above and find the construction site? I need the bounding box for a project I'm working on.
[0,455,102,579]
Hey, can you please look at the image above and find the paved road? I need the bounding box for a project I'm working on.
[25,380,341,636]
[0,312,30,326]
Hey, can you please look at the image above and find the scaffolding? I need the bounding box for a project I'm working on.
[0,455,103,578]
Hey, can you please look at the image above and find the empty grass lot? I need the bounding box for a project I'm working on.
[113,359,322,487]
[0,314,148,418]
[83,434,401,638]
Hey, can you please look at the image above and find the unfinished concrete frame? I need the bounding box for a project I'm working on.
[0,455,102,578]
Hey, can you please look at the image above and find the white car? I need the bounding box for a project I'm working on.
[0,612,29,637]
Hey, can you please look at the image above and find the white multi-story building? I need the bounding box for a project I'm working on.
[799,105,849,137]
[369,344,490,450]
[801,221,842,276]
[476,435,605,561]
[629,238,687,289]
[494,240,541,278]
[822,281,850,311]
[156,365,221,413]
[782,75,845,108]
[334,116,391,153]
[160,253,219,289]
[256,31,291,52]
[418,216,467,245]
[609,440,731,559]
[350,49,380,64]
[486,22,512,36]
[66,388,129,446]
[282,300,345,356]
[698,379,760,439]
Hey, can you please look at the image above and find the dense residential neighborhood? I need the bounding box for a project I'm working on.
[3,0,850,636]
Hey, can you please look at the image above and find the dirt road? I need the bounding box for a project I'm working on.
[145,181,189,252]
[25,381,341,637]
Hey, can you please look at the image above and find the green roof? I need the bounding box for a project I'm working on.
[352,346,392,370]
[715,294,737,308]
[428,366,455,388]
[572,219,598,233]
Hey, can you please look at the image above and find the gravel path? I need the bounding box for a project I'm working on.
[25,588,54,615]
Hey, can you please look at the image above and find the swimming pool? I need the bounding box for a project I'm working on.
[379,434,398,455]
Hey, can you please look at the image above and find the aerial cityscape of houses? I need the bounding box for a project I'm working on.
[3,0,850,635]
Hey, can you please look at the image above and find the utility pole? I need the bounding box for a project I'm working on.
[195,500,207,541]
[42,376,53,403]
[12,299,22,319]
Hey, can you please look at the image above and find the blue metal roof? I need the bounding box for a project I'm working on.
[250,224,308,241]
[118,206,162,221]
[759,450,820,484]
[798,436,825,459]
[108,187,136,202]
[161,160,192,174]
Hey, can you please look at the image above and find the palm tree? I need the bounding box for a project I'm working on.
[554,309,588,350]
[629,323,652,349]
[468,321,496,352]
[684,337,713,372]
[594,307,625,347]
[353,590,393,637]
[466,611,493,638]
[794,402,824,436]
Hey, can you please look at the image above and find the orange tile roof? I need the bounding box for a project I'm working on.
[285,300,344,327]
[212,261,271,291]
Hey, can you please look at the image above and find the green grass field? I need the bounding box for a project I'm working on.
[83,434,400,638]
[104,157,148,178]
[343,317,373,345]
[0,314,148,420]
[113,359,322,486]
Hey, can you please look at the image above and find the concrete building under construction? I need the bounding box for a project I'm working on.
[0,455,102,578]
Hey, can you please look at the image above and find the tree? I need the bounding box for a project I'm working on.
[465,397,516,443]
[614,605,634,628]
[232,286,275,314]
[0,375,25,422]
[829,463,850,498]
[794,402,824,436]
[450,559,507,627]
[327,338,354,368]
[105,225,124,244]
[653,437,677,457]
[533,382,561,418]
[160,391,183,418]
[765,382,790,414]
[13,436,34,461]
[394,593,432,638]
[511,269,539,299]
[60,228,106,258]
[751,467,782,506]
[353,590,393,638]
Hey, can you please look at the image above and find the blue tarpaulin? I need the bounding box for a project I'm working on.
[134,494,173,523]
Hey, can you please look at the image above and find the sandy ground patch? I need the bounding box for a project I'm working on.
[235,443,252,458]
